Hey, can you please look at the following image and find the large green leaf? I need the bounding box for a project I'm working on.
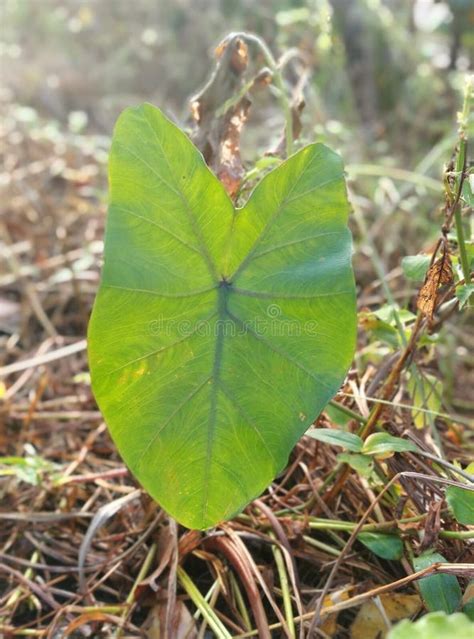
[88,103,356,529]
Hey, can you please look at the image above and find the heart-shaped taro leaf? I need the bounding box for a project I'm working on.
[88,103,356,529]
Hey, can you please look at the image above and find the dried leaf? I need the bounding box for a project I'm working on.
[229,37,248,73]
[190,35,251,199]
[419,500,442,551]
[417,252,453,320]
[321,585,352,636]
[143,600,197,639]
[269,95,305,157]
[139,523,176,593]
[63,610,124,635]
[351,593,422,639]
[215,96,251,199]
[78,489,141,592]
[190,36,277,199]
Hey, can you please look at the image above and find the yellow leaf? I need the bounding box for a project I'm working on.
[351,593,422,639]
[321,585,352,637]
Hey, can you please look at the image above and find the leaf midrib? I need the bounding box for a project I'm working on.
[201,284,229,522]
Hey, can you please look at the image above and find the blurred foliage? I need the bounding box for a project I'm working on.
[1,0,472,157]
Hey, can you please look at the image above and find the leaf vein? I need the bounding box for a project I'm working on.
[231,288,353,300]
[114,205,204,257]
[139,109,219,281]
[218,382,278,467]
[227,309,336,394]
[251,230,346,260]
[107,310,217,375]
[231,172,343,281]
[103,284,217,298]
[136,375,212,469]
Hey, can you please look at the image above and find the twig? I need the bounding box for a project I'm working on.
[1,221,57,338]
[0,339,87,377]
[308,471,474,635]
[232,563,474,638]
[234,32,294,157]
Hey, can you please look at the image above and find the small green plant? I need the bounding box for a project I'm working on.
[88,103,357,529]
[0,444,61,486]
[388,611,474,639]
